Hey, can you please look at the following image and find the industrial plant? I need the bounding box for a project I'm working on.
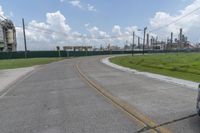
[0,18,17,52]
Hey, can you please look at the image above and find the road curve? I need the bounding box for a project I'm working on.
[0,56,199,133]
[78,56,200,133]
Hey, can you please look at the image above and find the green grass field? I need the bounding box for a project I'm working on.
[110,53,200,82]
[0,58,63,70]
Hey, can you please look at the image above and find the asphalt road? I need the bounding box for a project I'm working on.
[0,56,199,133]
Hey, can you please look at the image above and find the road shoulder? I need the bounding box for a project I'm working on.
[102,56,199,90]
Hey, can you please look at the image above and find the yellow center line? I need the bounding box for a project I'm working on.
[75,61,172,133]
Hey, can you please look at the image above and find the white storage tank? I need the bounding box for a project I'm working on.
[0,19,17,51]
[7,29,14,44]
[0,26,4,43]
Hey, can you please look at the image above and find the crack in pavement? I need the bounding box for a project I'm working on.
[133,113,197,133]
[75,62,171,133]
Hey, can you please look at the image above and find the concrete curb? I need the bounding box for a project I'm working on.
[101,56,199,90]
[0,67,36,97]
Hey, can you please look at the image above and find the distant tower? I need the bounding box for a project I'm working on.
[179,28,183,49]
[138,37,140,48]
[170,32,173,44]
[146,34,149,48]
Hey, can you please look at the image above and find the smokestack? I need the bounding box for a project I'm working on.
[170,32,173,44]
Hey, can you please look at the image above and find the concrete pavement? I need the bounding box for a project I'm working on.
[0,56,199,133]
[0,58,142,133]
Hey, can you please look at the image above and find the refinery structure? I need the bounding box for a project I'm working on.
[0,18,17,52]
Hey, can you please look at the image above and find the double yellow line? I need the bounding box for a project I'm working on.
[75,62,172,133]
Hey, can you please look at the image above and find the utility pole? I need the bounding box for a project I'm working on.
[22,18,27,58]
[132,31,135,56]
[150,37,153,52]
[143,27,147,55]
[156,36,158,52]
[150,37,153,46]
[151,37,154,52]
[147,33,149,50]
[138,37,140,49]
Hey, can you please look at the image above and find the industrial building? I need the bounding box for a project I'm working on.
[0,19,17,52]
[63,46,92,51]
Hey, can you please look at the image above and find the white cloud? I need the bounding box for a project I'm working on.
[86,25,109,38]
[99,31,108,37]
[125,26,140,34]
[84,23,90,28]
[0,5,14,19]
[0,5,5,18]
[87,4,97,12]
[16,11,75,50]
[46,11,71,33]
[16,17,138,50]
[149,0,200,42]
[69,0,82,9]
[68,0,97,12]
[15,10,124,50]
[88,26,98,33]
[112,25,122,35]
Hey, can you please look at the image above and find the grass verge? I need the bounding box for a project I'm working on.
[0,58,64,70]
[110,53,200,82]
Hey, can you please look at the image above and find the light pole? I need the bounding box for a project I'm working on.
[143,27,147,55]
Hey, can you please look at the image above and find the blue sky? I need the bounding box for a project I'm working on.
[0,0,193,30]
[0,0,199,50]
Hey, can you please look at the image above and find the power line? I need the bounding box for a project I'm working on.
[8,15,145,42]
[0,15,6,20]
[26,24,144,40]
[150,6,200,32]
